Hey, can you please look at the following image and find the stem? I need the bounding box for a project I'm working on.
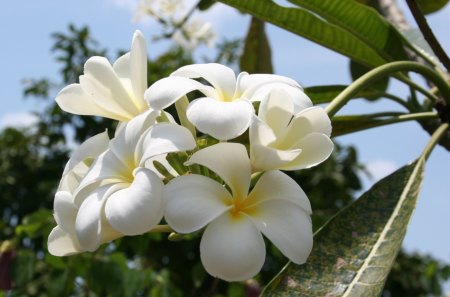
[421,123,449,161]
[149,224,174,233]
[326,61,450,117]
[381,93,411,110]
[333,112,439,137]
[405,0,450,73]
[175,95,196,138]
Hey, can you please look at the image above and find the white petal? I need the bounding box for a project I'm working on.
[144,76,214,110]
[81,56,140,118]
[164,175,231,234]
[53,191,78,234]
[56,84,127,121]
[75,185,113,251]
[109,110,159,165]
[238,73,300,98]
[129,30,148,111]
[187,97,253,140]
[200,212,266,281]
[250,83,312,113]
[250,144,301,172]
[62,130,109,176]
[282,107,332,149]
[258,88,294,137]
[172,63,236,100]
[48,226,81,256]
[105,169,164,235]
[249,199,313,264]
[282,133,334,170]
[249,115,277,146]
[248,171,311,213]
[186,143,251,198]
[139,123,196,165]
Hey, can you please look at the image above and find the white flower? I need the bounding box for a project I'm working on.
[48,131,113,256]
[250,87,334,171]
[145,63,301,140]
[55,30,149,122]
[164,143,313,281]
[172,19,216,50]
[48,110,196,255]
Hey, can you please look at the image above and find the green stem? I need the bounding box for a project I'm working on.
[421,123,449,161]
[381,93,412,111]
[326,61,450,117]
[175,95,196,138]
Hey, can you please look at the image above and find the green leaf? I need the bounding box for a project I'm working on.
[217,0,386,67]
[262,158,425,296]
[240,17,273,74]
[288,0,407,61]
[197,0,216,11]
[417,0,449,14]
[304,85,382,104]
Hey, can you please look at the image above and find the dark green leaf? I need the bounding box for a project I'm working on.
[197,0,216,10]
[417,0,449,14]
[217,0,386,67]
[11,250,35,287]
[240,17,273,74]
[262,158,425,296]
[288,0,407,61]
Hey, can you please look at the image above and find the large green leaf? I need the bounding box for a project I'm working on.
[288,0,407,61]
[262,158,425,296]
[217,0,386,67]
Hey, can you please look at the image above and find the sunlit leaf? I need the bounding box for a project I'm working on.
[262,158,425,296]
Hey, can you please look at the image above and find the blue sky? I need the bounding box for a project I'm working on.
[1,0,450,287]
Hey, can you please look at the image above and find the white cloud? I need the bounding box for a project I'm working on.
[0,112,39,130]
[365,159,399,182]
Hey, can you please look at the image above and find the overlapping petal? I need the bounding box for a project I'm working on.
[186,143,250,198]
[164,174,231,234]
[47,226,81,257]
[187,98,254,140]
[104,169,164,235]
[55,30,150,122]
[200,213,266,282]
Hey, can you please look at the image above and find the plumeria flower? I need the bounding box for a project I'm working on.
[48,131,112,256]
[70,110,196,252]
[145,63,301,140]
[55,30,149,122]
[250,87,334,171]
[172,19,216,50]
[164,143,313,281]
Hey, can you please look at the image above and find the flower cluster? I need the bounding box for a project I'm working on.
[48,31,333,282]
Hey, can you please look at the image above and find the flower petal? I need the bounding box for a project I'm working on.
[139,123,196,164]
[249,199,313,264]
[109,110,159,165]
[250,83,312,113]
[62,130,110,176]
[186,143,251,198]
[282,133,334,170]
[187,97,253,140]
[48,226,81,256]
[164,174,231,234]
[282,107,332,149]
[75,185,114,251]
[80,56,140,118]
[248,170,311,213]
[53,191,78,234]
[172,63,236,100]
[237,73,300,97]
[129,30,148,111]
[250,144,301,172]
[145,76,214,110]
[56,84,127,121]
[258,88,294,137]
[200,212,266,281]
[249,115,277,146]
[104,168,164,235]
